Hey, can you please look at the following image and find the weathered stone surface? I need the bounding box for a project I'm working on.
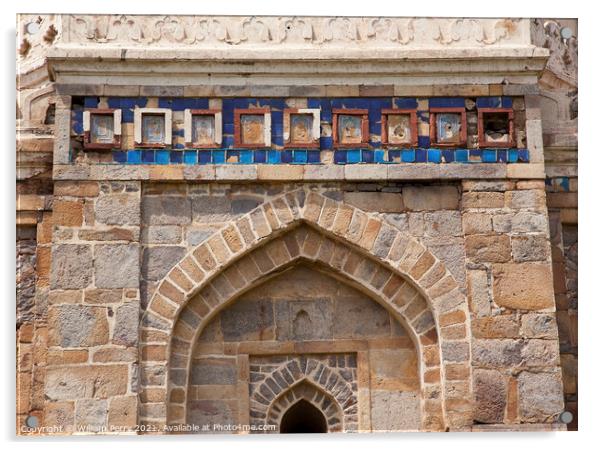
[467,270,491,317]
[423,211,462,237]
[48,305,109,347]
[441,341,469,363]
[51,245,93,289]
[403,186,459,211]
[370,391,420,431]
[462,212,492,235]
[191,196,232,222]
[472,315,519,339]
[421,237,466,287]
[518,371,564,422]
[113,302,139,346]
[275,298,334,341]
[473,339,559,368]
[520,313,558,339]
[190,357,237,385]
[505,189,546,210]
[186,227,214,246]
[473,369,507,423]
[511,235,550,262]
[46,365,128,400]
[96,194,140,226]
[108,395,137,428]
[95,244,139,288]
[492,263,555,310]
[143,225,182,244]
[334,295,390,339]
[142,246,186,281]
[75,399,108,430]
[142,196,191,225]
[343,192,403,213]
[465,235,511,263]
[219,298,274,342]
[187,400,235,430]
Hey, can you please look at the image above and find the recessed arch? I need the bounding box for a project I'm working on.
[138,188,473,431]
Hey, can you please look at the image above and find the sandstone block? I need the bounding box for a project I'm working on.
[113,302,139,346]
[46,365,128,401]
[461,192,504,209]
[473,369,507,423]
[465,235,511,263]
[518,371,564,422]
[53,199,84,227]
[492,263,554,310]
[520,313,558,339]
[220,298,274,342]
[142,196,191,225]
[75,399,108,430]
[423,211,462,237]
[462,213,492,235]
[190,357,237,385]
[95,244,139,288]
[108,395,137,428]
[402,186,459,211]
[95,194,140,226]
[48,305,109,347]
[142,246,186,281]
[511,235,550,262]
[505,189,546,210]
[472,315,519,339]
[51,245,93,289]
[343,192,403,213]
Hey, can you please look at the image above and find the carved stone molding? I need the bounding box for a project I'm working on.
[60,15,530,49]
[531,19,577,88]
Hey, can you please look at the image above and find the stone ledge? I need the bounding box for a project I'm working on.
[468,423,567,432]
[52,163,545,182]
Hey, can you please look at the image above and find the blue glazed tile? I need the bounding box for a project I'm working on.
[293,150,307,164]
[197,150,211,165]
[501,97,513,108]
[84,97,99,108]
[394,98,418,109]
[362,150,374,163]
[429,97,464,108]
[401,149,415,163]
[369,120,381,135]
[254,150,266,163]
[469,149,482,162]
[308,150,321,164]
[156,150,170,165]
[127,150,141,164]
[281,150,293,163]
[271,111,283,123]
[415,149,427,162]
[341,98,370,109]
[113,151,127,164]
[173,143,186,150]
[545,177,552,186]
[173,129,185,137]
[497,150,507,163]
[388,150,401,163]
[141,150,155,163]
[374,149,386,163]
[334,150,347,164]
[271,122,284,136]
[268,150,280,164]
[507,149,519,163]
[185,150,198,165]
[222,136,234,148]
[559,177,569,191]
[442,149,455,163]
[347,149,361,163]
[482,149,497,163]
[427,149,441,163]
[170,151,183,164]
[476,97,502,108]
[107,97,122,109]
[122,109,134,123]
[455,149,469,163]
[518,149,529,162]
[417,111,429,122]
[226,150,240,163]
[223,123,234,135]
[269,98,287,110]
[417,136,430,148]
[308,98,331,121]
[240,150,253,164]
[320,136,333,150]
[212,150,226,164]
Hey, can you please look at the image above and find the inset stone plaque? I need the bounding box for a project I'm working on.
[142,114,166,145]
[429,107,467,147]
[332,109,368,148]
[90,114,115,144]
[478,108,515,147]
[381,109,417,147]
[284,108,320,147]
[234,108,271,148]
[83,108,121,150]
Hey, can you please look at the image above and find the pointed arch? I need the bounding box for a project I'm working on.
[138,188,473,431]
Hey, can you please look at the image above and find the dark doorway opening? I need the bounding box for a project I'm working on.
[279,399,328,433]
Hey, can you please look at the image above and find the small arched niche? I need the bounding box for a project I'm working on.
[280,399,327,433]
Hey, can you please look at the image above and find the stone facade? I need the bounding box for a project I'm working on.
[16,14,576,434]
